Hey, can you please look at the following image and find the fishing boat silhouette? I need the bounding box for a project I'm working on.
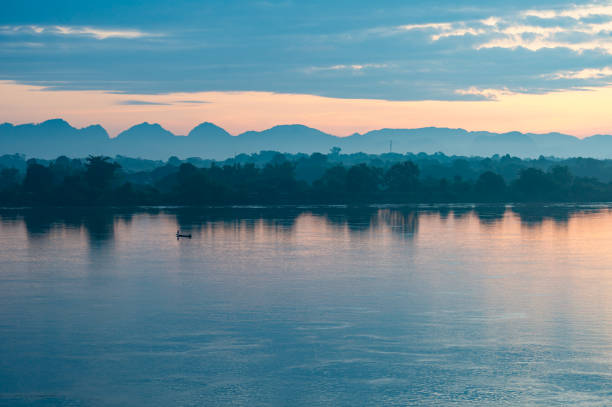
[176,230,192,239]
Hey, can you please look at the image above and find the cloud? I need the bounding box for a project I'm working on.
[431,27,485,41]
[0,25,158,40]
[117,100,170,105]
[2,41,43,48]
[546,66,612,79]
[54,26,153,40]
[399,23,453,31]
[117,99,211,106]
[523,4,612,20]
[454,87,516,100]
[521,10,559,19]
[480,17,500,27]
[305,63,389,73]
[476,38,610,53]
[5,1,612,102]
[393,2,612,55]
[175,100,212,104]
[399,22,485,41]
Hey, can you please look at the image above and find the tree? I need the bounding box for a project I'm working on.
[260,160,300,202]
[174,163,213,204]
[295,153,328,184]
[85,156,120,190]
[312,165,348,202]
[384,161,420,201]
[346,164,382,202]
[0,168,19,191]
[23,161,53,193]
[550,165,573,186]
[512,168,554,201]
[474,171,506,202]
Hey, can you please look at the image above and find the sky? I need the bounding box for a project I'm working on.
[4,0,612,137]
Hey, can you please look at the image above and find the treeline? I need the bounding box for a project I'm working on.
[7,150,612,182]
[1,154,612,205]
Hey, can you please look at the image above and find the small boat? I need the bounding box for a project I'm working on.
[176,230,192,239]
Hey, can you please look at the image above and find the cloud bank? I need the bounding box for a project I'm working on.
[2,1,612,104]
[0,24,158,40]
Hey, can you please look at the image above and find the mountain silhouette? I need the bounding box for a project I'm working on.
[186,122,235,158]
[0,119,110,158]
[188,122,232,139]
[3,118,612,159]
[113,122,178,158]
[237,124,338,153]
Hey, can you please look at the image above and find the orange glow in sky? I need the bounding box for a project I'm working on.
[2,80,612,138]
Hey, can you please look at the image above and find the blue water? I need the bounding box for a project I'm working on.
[1,205,612,406]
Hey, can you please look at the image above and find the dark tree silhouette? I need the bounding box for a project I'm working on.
[312,165,348,203]
[346,164,382,202]
[512,168,554,201]
[23,161,54,203]
[0,168,19,191]
[174,163,215,204]
[85,155,120,190]
[4,153,612,206]
[475,171,506,202]
[385,161,420,201]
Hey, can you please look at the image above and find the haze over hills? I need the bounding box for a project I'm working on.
[2,118,612,160]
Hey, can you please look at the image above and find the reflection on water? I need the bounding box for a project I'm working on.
[2,205,612,406]
[6,204,610,245]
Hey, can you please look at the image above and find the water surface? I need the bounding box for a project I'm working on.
[1,205,612,406]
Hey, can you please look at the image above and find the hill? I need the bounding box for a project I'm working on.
[2,119,612,160]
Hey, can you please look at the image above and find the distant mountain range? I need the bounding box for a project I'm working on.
[2,118,612,160]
